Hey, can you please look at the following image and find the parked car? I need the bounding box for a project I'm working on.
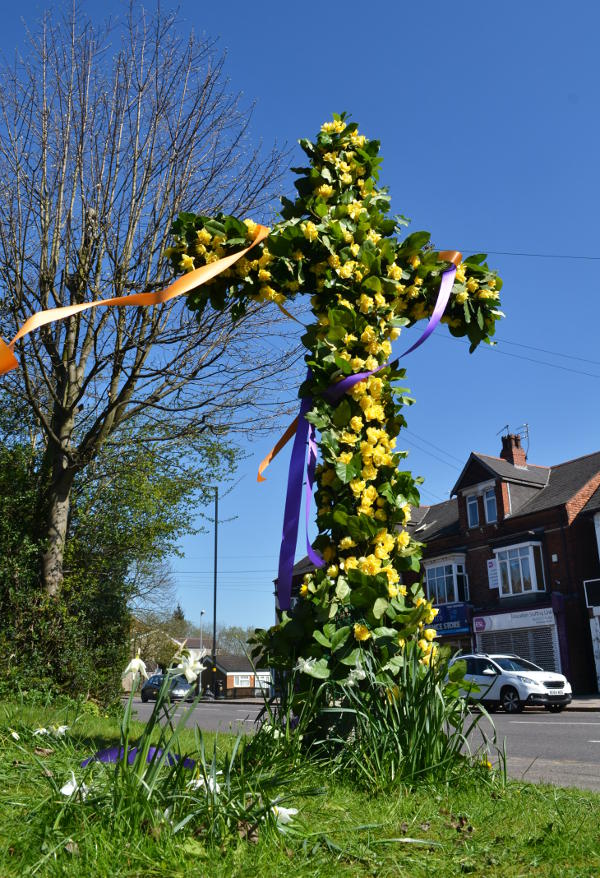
[448,653,572,714]
[140,673,195,703]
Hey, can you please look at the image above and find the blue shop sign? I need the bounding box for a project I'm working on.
[433,603,470,636]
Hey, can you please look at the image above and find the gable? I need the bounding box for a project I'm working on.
[453,458,495,492]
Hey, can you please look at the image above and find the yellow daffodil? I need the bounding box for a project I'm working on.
[353,623,372,642]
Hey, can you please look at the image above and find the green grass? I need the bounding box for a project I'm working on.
[1,700,599,877]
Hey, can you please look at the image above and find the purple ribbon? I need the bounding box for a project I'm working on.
[81,745,195,769]
[277,393,313,611]
[276,265,456,610]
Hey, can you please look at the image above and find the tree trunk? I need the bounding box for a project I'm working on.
[41,455,75,598]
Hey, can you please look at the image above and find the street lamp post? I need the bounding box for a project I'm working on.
[200,609,205,652]
[212,485,219,698]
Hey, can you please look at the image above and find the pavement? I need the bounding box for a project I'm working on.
[189,695,600,710]
[566,695,600,711]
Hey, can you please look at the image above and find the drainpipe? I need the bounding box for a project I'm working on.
[594,512,600,564]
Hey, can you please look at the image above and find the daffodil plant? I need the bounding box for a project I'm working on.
[169,113,503,689]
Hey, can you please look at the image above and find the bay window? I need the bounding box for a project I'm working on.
[425,556,470,605]
[495,542,545,596]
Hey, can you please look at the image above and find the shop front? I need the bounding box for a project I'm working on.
[473,605,561,673]
[433,602,472,655]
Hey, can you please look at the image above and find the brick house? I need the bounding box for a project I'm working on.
[411,434,600,694]
[200,654,271,698]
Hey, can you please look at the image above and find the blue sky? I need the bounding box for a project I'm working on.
[4,2,600,631]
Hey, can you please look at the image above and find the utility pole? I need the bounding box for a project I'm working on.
[200,609,205,652]
[212,485,219,697]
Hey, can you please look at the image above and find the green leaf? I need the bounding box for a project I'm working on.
[333,355,353,375]
[350,584,377,609]
[448,659,466,682]
[372,597,389,620]
[313,629,332,648]
[339,648,361,666]
[303,658,331,680]
[304,410,329,430]
[335,580,351,601]
[383,654,405,674]
[373,626,398,639]
[335,453,362,484]
[401,231,431,251]
[363,275,381,293]
[332,400,352,427]
[331,625,351,651]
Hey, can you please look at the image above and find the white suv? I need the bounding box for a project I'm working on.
[449,653,572,714]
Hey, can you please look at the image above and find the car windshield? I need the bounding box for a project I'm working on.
[494,656,543,672]
[147,675,163,685]
[171,676,190,688]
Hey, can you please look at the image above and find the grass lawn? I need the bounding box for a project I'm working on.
[1,699,599,877]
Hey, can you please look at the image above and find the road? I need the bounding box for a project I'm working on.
[471,710,600,790]
[130,698,600,791]
[131,697,263,734]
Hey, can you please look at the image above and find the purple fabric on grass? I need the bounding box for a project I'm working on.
[81,745,195,769]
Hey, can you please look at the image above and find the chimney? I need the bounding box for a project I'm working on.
[500,433,527,467]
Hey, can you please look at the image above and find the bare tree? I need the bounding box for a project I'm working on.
[0,4,300,598]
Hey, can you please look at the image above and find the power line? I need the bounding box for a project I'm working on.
[403,429,465,465]
[435,334,600,380]
[403,438,462,471]
[174,569,274,575]
[494,336,600,368]
[462,247,600,261]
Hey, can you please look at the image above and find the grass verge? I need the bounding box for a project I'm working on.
[0,700,599,877]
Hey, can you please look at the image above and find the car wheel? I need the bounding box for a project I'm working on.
[501,686,523,714]
[141,693,148,703]
[546,704,564,713]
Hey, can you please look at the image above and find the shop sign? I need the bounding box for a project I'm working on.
[473,606,555,633]
[433,603,470,635]
[487,558,499,589]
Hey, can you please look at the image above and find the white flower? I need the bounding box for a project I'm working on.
[187,773,221,794]
[10,730,19,741]
[123,651,148,681]
[295,657,316,674]
[347,668,367,686]
[177,654,203,684]
[262,723,282,739]
[35,725,69,737]
[272,805,298,827]
[60,771,89,800]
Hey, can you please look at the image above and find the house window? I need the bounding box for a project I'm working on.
[425,561,470,604]
[495,542,545,597]
[467,495,479,528]
[233,674,252,687]
[484,488,497,523]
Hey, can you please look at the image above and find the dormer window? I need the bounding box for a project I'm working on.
[467,494,479,528]
[484,488,497,524]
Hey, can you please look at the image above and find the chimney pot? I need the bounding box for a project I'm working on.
[500,433,527,467]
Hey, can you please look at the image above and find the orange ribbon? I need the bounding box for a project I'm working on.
[0,225,270,376]
[257,415,299,482]
[438,250,462,267]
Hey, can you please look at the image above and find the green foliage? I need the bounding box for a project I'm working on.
[0,410,238,704]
